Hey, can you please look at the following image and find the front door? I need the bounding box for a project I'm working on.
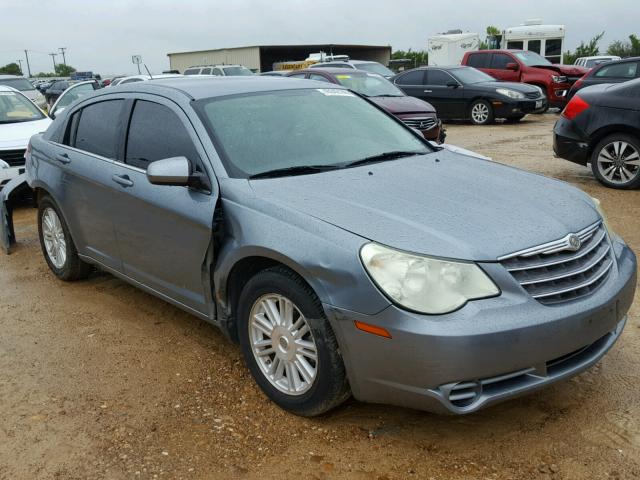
[485,53,520,82]
[423,69,465,119]
[110,97,218,315]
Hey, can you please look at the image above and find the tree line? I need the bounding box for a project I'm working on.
[0,62,77,77]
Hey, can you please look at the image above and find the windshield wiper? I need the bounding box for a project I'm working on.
[341,150,426,168]
[372,94,403,97]
[249,164,341,179]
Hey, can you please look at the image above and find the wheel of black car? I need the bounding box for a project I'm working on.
[38,196,92,281]
[237,267,350,416]
[590,134,640,189]
[469,99,494,125]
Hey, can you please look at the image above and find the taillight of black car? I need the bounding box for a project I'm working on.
[562,95,590,120]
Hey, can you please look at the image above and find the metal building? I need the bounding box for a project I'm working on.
[167,44,392,73]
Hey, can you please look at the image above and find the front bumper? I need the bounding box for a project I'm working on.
[553,117,590,165]
[325,239,636,414]
[492,97,547,118]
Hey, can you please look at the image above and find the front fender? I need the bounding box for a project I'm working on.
[1,174,31,254]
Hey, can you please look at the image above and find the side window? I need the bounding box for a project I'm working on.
[120,78,143,84]
[528,40,541,54]
[490,53,512,69]
[288,73,307,78]
[507,41,524,50]
[595,62,638,78]
[125,100,200,171]
[74,100,124,159]
[396,70,425,85]
[545,39,562,63]
[309,74,332,83]
[426,69,454,85]
[200,68,212,75]
[466,53,489,68]
[184,68,200,75]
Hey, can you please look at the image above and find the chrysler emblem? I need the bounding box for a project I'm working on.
[567,234,581,251]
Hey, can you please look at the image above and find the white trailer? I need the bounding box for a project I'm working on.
[427,32,480,66]
[501,20,566,64]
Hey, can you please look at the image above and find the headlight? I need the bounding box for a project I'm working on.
[496,88,525,99]
[360,243,500,314]
[590,197,615,235]
[552,75,568,83]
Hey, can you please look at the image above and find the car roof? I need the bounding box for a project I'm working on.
[107,76,345,99]
[295,67,370,75]
[187,65,246,68]
[120,74,183,81]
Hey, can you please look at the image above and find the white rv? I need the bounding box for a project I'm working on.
[427,32,480,66]
[500,20,566,64]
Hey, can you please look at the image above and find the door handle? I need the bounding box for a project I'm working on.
[423,89,433,93]
[55,153,71,164]
[111,174,134,187]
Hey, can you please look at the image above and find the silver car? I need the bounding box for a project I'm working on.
[3,77,636,416]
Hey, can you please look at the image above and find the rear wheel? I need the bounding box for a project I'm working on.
[590,134,640,189]
[469,100,494,125]
[38,196,92,280]
[237,267,350,416]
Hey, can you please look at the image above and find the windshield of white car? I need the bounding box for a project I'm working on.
[356,62,395,77]
[333,73,404,97]
[513,51,553,67]
[197,88,431,178]
[0,78,34,91]
[0,91,45,123]
[449,67,496,84]
[223,67,253,76]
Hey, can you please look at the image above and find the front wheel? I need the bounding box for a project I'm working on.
[590,134,640,189]
[469,99,494,125]
[237,267,350,416]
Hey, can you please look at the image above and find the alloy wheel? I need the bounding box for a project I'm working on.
[596,141,640,185]
[471,103,490,124]
[42,207,67,269]
[249,294,318,396]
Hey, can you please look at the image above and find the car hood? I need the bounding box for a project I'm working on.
[532,64,589,76]
[247,151,599,261]
[0,118,52,150]
[370,95,436,114]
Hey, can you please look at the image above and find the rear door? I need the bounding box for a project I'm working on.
[423,69,465,119]
[110,96,218,315]
[393,69,427,100]
[485,52,519,82]
[51,98,125,270]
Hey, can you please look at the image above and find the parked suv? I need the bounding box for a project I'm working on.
[3,77,635,417]
[183,65,254,76]
[462,50,587,109]
[567,57,640,100]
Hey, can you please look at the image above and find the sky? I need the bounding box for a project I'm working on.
[1,0,637,76]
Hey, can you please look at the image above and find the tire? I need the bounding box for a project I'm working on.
[505,115,525,123]
[237,267,350,416]
[590,134,640,189]
[469,99,494,125]
[38,196,92,281]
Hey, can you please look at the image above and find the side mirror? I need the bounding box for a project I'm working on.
[146,157,192,186]
[506,62,519,71]
[446,81,460,88]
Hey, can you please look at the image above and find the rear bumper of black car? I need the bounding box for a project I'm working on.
[553,117,590,165]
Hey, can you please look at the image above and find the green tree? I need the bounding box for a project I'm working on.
[391,49,428,68]
[55,63,76,76]
[607,34,640,57]
[0,62,22,75]
[564,31,604,65]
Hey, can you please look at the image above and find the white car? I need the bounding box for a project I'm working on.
[0,75,47,109]
[0,86,51,189]
[115,73,183,85]
[574,56,621,69]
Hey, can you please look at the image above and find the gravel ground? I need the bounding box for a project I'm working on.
[0,114,638,480]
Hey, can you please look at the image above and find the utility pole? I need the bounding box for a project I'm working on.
[16,59,23,75]
[58,47,67,66]
[49,53,57,73]
[24,50,32,77]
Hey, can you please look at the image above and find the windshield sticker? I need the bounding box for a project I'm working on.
[335,75,352,79]
[317,88,355,96]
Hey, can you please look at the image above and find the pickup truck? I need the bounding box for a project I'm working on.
[462,50,587,109]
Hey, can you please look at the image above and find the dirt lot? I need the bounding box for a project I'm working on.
[1,114,639,480]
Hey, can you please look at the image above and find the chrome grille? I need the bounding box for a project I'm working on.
[402,117,437,130]
[499,222,613,305]
[0,149,26,167]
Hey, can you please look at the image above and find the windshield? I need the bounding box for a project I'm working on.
[449,67,495,84]
[0,78,34,91]
[356,62,395,76]
[53,83,96,112]
[513,51,552,66]
[197,88,430,178]
[334,73,404,97]
[223,66,253,76]
[0,91,45,123]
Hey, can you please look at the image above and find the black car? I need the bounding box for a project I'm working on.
[568,57,640,100]
[391,66,547,125]
[554,79,640,189]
